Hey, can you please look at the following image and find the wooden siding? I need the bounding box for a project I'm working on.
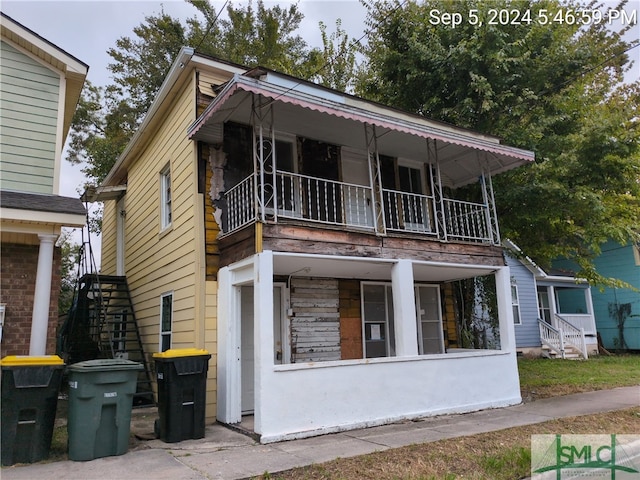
[111,75,217,420]
[219,222,505,268]
[290,277,341,362]
[560,240,640,350]
[0,41,59,194]
[442,282,459,348]
[505,253,541,348]
[100,200,118,275]
[339,279,363,359]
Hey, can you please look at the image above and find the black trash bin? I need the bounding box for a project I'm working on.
[0,355,65,466]
[153,348,211,443]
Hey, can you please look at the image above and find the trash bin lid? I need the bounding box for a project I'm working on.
[0,355,65,366]
[67,359,143,372]
[153,348,209,359]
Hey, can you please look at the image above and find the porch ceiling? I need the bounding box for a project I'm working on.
[189,76,535,188]
[273,253,497,282]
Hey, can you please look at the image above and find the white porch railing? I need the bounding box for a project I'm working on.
[538,317,588,359]
[538,319,565,358]
[226,174,256,232]
[444,198,491,243]
[224,172,495,243]
[274,171,375,229]
[555,314,588,359]
[555,313,596,335]
[383,189,436,234]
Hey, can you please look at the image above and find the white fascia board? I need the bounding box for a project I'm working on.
[0,208,86,229]
[1,14,88,75]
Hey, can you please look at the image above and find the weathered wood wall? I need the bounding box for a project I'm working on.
[290,277,341,363]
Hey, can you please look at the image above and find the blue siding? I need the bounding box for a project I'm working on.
[506,254,541,348]
[555,241,640,350]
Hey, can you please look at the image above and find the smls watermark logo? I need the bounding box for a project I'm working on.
[531,434,640,479]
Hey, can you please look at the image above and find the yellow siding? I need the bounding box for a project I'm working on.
[100,200,117,275]
[119,73,217,422]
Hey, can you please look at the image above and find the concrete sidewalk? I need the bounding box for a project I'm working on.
[2,386,638,480]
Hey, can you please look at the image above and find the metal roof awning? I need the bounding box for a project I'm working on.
[188,74,535,188]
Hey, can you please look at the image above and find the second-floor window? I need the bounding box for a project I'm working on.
[160,164,172,229]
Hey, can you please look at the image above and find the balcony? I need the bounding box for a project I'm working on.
[224,170,498,244]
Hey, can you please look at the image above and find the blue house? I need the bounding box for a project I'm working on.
[504,240,598,359]
[563,241,639,351]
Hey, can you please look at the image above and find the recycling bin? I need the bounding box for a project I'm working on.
[1,355,65,466]
[153,348,211,443]
[66,359,143,461]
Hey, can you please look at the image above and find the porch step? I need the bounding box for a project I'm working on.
[541,344,584,360]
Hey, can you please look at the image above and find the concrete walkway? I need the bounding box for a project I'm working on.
[2,386,638,480]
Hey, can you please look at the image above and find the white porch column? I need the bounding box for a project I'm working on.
[495,265,516,352]
[253,251,274,435]
[391,259,418,356]
[29,234,58,356]
[216,265,241,424]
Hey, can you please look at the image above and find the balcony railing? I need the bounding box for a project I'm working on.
[223,172,497,244]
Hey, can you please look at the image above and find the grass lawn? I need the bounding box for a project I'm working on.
[518,353,640,401]
[255,354,640,480]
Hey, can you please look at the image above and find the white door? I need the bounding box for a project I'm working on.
[240,285,285,414]
[416,285,444,354]
[341,147,374,228]
[240,286,254,414]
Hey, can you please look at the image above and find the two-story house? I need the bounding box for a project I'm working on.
[93,47,535,443]
[0,13,87,356]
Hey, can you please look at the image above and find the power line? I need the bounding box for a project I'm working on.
[193,0,230,53]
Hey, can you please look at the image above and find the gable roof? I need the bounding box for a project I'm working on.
[1,12,89,140]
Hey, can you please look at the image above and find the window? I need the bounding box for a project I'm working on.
[160,293,173,352]
[361,283,395,358]
[160,164,172,229]
[416,285,444,354]
[511,282,521,325]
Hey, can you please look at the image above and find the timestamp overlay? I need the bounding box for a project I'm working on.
[427,6,637,28]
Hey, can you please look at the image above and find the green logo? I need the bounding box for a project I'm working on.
[531,434,640,479]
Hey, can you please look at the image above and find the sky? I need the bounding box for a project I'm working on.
[2,0,638,265]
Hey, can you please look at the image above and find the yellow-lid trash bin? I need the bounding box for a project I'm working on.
[152,348,211,443]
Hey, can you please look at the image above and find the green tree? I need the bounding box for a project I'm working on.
[358,0,640,284]
[67,0,326,187]
[57,230,81,315]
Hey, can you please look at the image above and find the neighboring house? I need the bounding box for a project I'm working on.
[556,240,640,351]
[0,13,88,356]
[94,47,536,443]
[503,240,597,359]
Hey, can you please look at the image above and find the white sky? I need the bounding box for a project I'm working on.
[2,0,638,266]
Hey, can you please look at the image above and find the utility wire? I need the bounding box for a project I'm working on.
[193,0,230,53]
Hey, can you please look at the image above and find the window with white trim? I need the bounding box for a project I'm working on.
[511,282,521,325]
[160,293,173,352]
[160,164,172,229]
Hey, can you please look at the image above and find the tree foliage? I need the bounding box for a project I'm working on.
[358,0,640,284]
[67,0,358,188]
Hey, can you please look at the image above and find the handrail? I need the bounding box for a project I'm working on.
[555,314,588,359]
[538,318,565,358]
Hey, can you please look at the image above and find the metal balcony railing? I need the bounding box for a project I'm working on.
[223,172,496,244]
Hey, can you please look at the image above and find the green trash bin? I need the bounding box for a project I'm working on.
[1,355,65,466]
[66,359,143,461]
[153,348,211,443]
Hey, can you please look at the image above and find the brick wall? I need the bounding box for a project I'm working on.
[339,279,363,360]
[0,242,61,356]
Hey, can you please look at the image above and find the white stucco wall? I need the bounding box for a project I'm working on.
[218,251,522,443]
[256,350,521,443]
